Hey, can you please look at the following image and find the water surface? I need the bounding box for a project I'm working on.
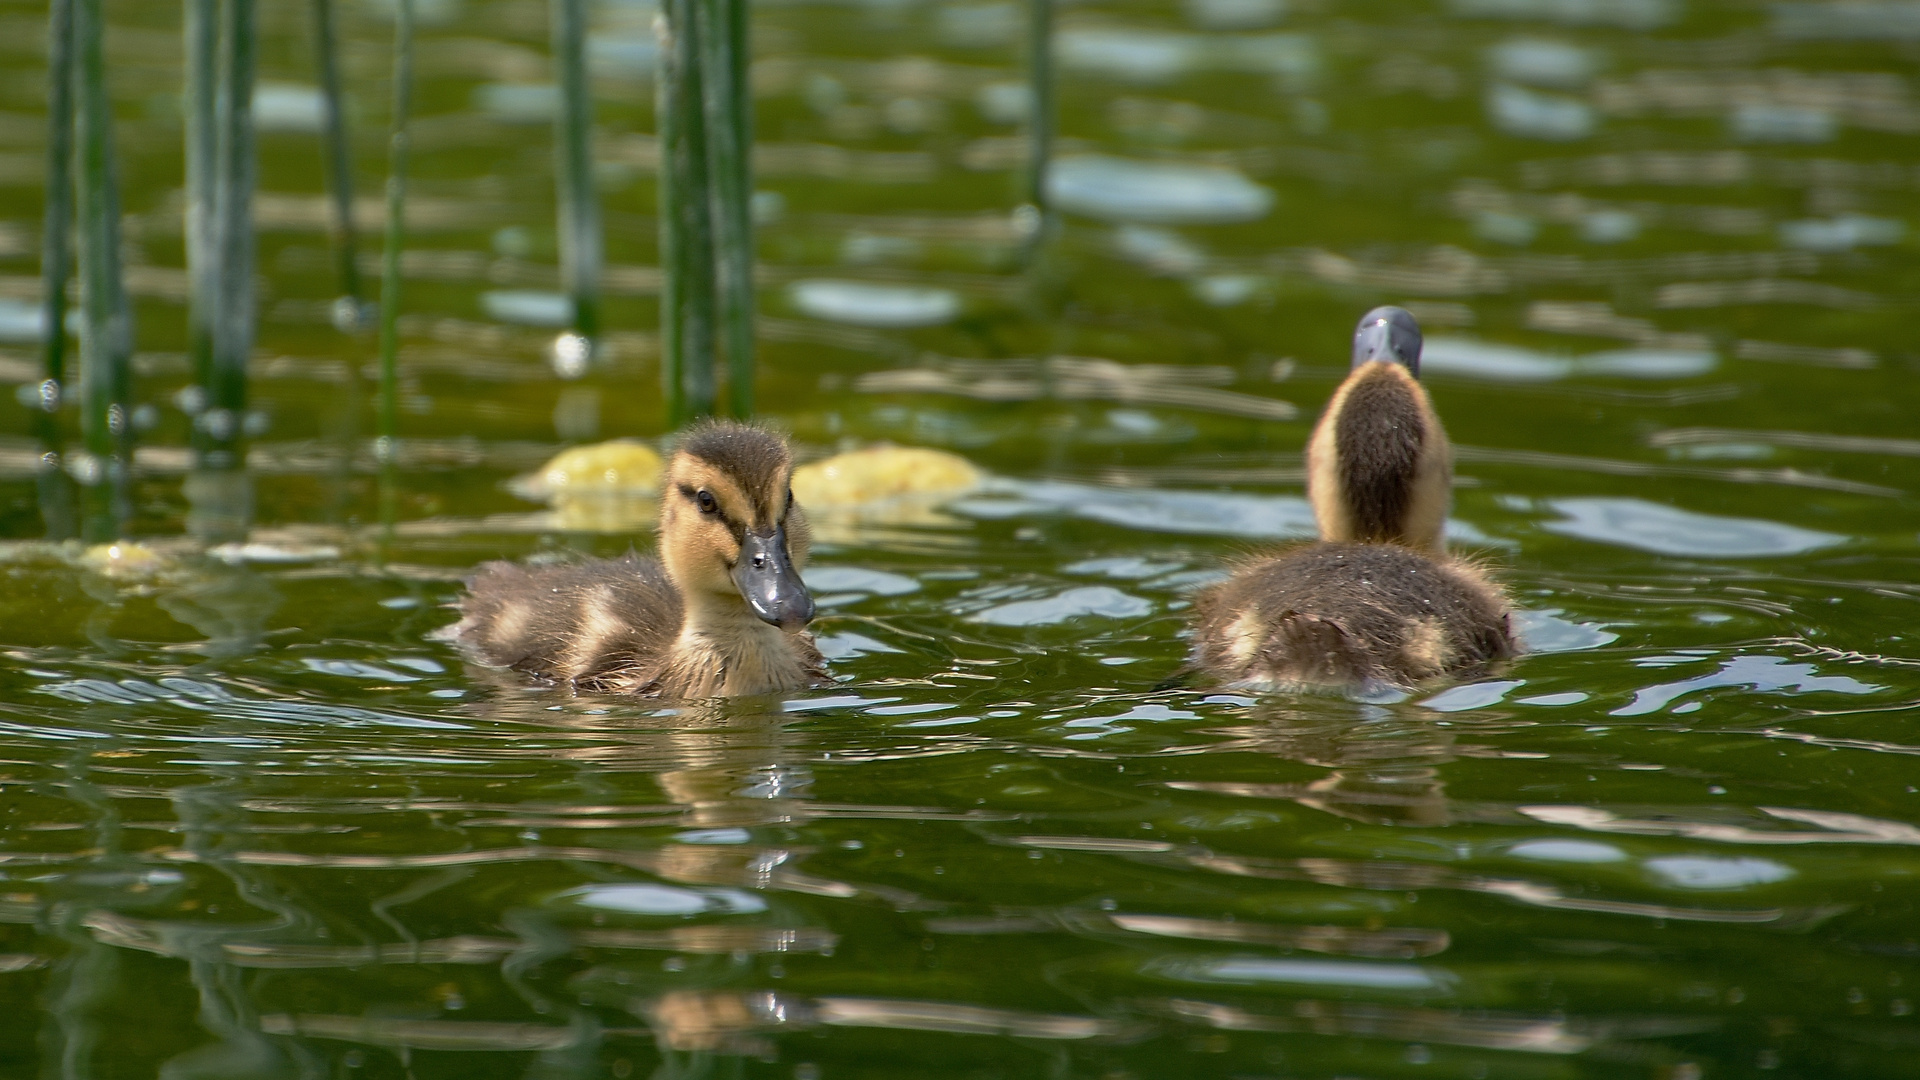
[0,0,1916,1076]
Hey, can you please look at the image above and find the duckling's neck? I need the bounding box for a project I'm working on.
[672,591,805,696]
[1306,360,1451,552]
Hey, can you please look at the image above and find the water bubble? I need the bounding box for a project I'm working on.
[1543,498,1845,557]
[485,290,572,328]
[804,567,920,596]
[789,280,961,328]
[1514,610,1619,652]
[1487,83,1596,140]
[1610,655,1879,716]
[1488,37,1599,87]
[1779,214,1905,252]
[588,32,658,77]
[1450,0,1676,30]
[969,586,1153,626]
[976,82,1032,124]
[1509,839,1628,862]
[330,296,365,332]
[550,332,594,379]
[253,82,328,133]
[1048,155,1274,224]
[1418,679,1526,712]
[1188,0,1287,30]
[1645,856,1795,890]
[1156,956,1447,990]
[473,82,560,124]
[1731,104,1835,143]
[0,297,47,343]
[562,883,767,915]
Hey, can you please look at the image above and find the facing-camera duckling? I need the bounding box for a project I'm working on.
[448,420,830,698]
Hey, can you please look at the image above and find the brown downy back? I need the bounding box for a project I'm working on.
[449,555,681,686]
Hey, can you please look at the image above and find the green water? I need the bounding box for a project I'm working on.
[0,0,1917,1076]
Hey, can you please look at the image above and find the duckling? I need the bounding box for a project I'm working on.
[448,420,831,697]
[1190,307,1517,693]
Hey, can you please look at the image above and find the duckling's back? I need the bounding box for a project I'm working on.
[449,555,682,692]
[1191,543,1514,693]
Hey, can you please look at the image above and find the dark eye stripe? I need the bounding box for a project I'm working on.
[677,482,747,544]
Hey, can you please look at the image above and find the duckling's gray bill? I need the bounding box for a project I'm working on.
[1352,305,1423,375]
[735,526,813,631]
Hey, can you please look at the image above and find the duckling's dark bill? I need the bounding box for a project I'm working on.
[735,526,813,630]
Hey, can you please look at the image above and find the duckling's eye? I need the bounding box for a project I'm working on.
[696,490,719,515]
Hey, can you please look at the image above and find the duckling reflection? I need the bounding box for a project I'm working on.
[1204,701,1460,827]
[456,690,856,898]
[449,420,831,697]
[1191,307,1518,694]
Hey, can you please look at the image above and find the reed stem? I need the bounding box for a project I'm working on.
[658,0,717,424]
[311,0,364,330]
[1025,0,1053,215]
[184,0,216,429]
[700,0,753,418]
[376,0,415,459]
[551,0,602,350]
[210,0,255,471]
[36,0,77,538]
[183,0,256,473]
[73,0,133,540]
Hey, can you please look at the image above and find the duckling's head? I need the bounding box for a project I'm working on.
[1306,307,1451,551]
[659,421,815,631]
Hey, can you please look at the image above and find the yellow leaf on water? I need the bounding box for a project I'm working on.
[792,445,984,509]
[517,439,664,499]
[78,542,167,580]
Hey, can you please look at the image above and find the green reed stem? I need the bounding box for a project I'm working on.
[376,0,414,458]
[208,0,255,471]
[551,0,602,348]
[311,0,363,328]
[40,0,75,403]
[700,0,753,418]
[184,0,216,428]
[73,0,133,540]
[1025,0,1054,219]
[36,0,77,538]
[658,0,716,424]
[183,0,256,472]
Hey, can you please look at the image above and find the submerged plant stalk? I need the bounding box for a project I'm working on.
[72,0,133,538]
[184,0,217,430]
[210,0,256,470]
[551,0,602,353]
[311,0,363,329]
[1025,0,1054,227]
[35,0,77,537]
[376,0,415,456]
[658,0,717,424]
[183,0,257,473]
[700,0,754,418]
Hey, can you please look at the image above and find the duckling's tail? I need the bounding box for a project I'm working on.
[1260,612,1378,688]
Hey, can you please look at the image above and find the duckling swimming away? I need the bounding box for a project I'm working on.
[1190,307,1517,694]
[448,421,831,697]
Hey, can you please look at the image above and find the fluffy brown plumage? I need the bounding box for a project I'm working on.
[1191,544,1514,692]
[1189,307,1518,694]
[446,421,832,698]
